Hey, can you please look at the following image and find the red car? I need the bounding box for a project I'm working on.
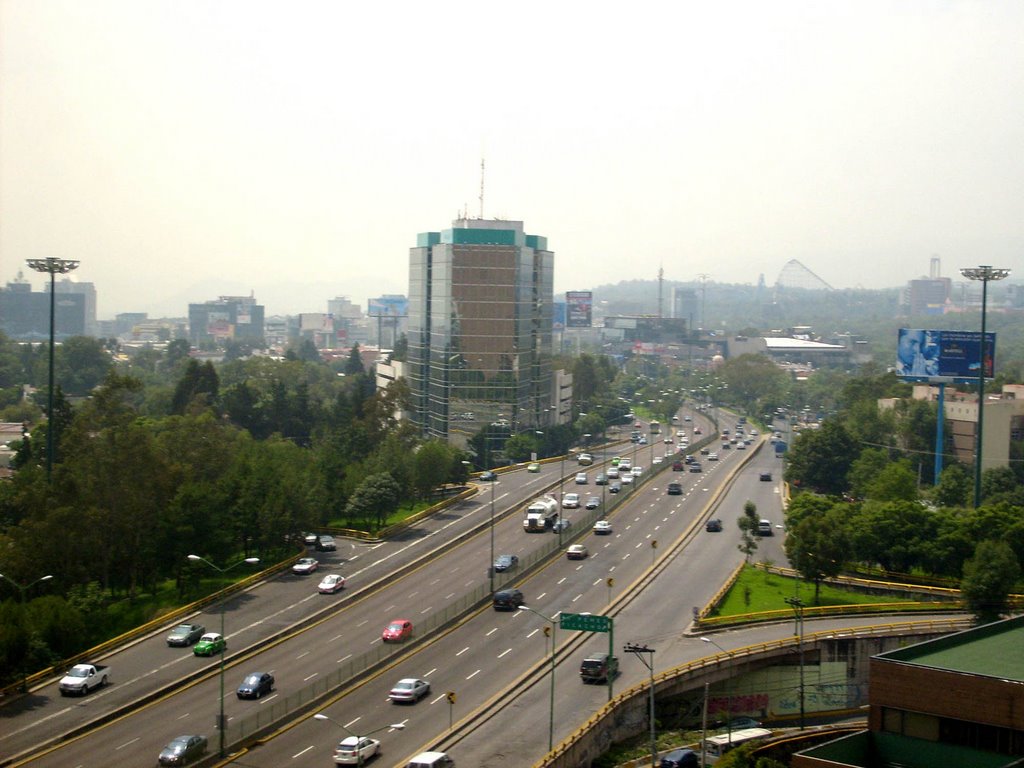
[382,619,413,642]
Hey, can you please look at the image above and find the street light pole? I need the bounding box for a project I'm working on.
[960,266,1010,508]
[624,643,657,767]
[701,636,733,742]
[25,257,79,481]
[187,554,260,757]
[785,596,806,729]
[0,572,54,691]
[312,714,405,767]
[521,605,558,753]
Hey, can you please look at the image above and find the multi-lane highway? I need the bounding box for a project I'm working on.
[6,411,770,765]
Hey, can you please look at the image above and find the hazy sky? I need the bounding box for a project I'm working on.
[2,1,1023,319]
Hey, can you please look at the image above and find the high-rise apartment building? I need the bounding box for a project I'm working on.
[188,295,265,345]
[407,218,554,445]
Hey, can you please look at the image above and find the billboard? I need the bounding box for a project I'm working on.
[566,291,593,328]
[897,329,995,380]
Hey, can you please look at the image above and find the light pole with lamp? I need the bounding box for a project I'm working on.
[785,596,806,729]
[462,458,495,594]
[960,266,1010,508]
[624,642,657,767]
[312,713,405,766]
[187,554,260,757]
[701,636,734,742]
[0,572,53,691]
[521,604,558,753]
[26,257,79,481]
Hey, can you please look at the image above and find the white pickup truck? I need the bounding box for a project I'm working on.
[59,663,110,696]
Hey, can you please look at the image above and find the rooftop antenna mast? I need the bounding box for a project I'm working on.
[657,265,664,319]
[479,158,485,219]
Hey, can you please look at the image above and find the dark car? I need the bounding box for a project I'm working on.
[166,623,205,647]
[236,671,274,699]
[479,470,498,481]
[585,495,601,510]
[759,471,773,481]
[594,473,608,485]
[667,482,683,495]
[608,482,622,494]
[579,653,618,684]
[315,534,337,551]
[659,748,699,768]
[552,518,572,533]
[493,554,519,572]
[493,588,524,611]
[689,463,702,473]
[706,518,723,532]
[672,461,684,471]
[158,734,208,766]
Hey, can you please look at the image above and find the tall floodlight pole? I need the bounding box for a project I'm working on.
[521,605,558,752]
[624,643,657,767]
[26,258,79,480]
[960,266,1010,508]
[187,555,260,757]
[785,596,806,729]
[701,636,733,741]
[0,572,53,691]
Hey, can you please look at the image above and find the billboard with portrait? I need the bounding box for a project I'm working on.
[566,291,593,328]
[897,329,995,380]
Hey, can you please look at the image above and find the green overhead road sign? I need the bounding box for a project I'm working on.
[560,613,611,632]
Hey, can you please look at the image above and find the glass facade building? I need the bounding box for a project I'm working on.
[408,219,554,445]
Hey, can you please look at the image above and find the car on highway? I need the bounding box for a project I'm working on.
[708,452,718,461]
[318,574,346,593]
[663,436,673,443]
[706,519,723,532]
[585,495,601,510]
[406,752,455,768]
[552,518,572,533]
[567,544,589,560]
[382,619,413,642]
[236,671,274,699]
[608,482,621,493]
[577,453,593,466]
[479,470,498,481]
[606,466,620,479]
[689,463,702,473]
[652,455,663,465]
[575,472,588,484]
[759,471,773,481]
[693,426,702,434]
[293,557,319,575]
[659,747,699,767]
[611,456,621,466]
[631,466,643,476]
[562,493,580,508]
[315,534,337,551]
[303,532,319,546]
[595,472,608,485]
[166,623,205,647]
[493,588,525,610]
[493,554,519,572]
[667,482,682,495]
[724,716,763,730]
[389,677,431,703]
[593,519,613,535]
[672,460,684,471]
[620,473,634,485]
[193,632,226,657]
[527,462,540,472]
[158,734,207,766]
[333,735,381,764]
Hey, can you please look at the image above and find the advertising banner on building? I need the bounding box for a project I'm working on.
[897,329,996,380]
[566,291,593,328]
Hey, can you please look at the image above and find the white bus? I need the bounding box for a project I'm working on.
[701,727,772,763]
[649,420,661,435]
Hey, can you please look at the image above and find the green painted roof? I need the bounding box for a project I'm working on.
[878,615,1024,680]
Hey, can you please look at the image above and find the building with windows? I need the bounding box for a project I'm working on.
[407,218,555,445]
[0,275,86,340]
[188,295,265,345]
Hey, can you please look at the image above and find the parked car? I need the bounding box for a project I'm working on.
[315,535,337,551]
[527,462,540,473]
[706,518,723,532]
[493,588,525,611]
[593,519,613,535]
[293,557,319,575]
[585,495,601,510]
[566,544,589,560]
[493,554,519,572]
[193,632,226,657]
[166,623,205,647]
[333,736,381,765]
[158,734,208,766]
[389,677,431,703]
[318,574,346,594]
[562,493,580,508]
[236,671,274,699]
[382,619,414,642]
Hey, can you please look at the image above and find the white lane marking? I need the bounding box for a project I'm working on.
[623,553,631,560]
[177,712,190,720]
[344,716,362,729]
[635,542,643,549]
[293,745,315,759]
[557,577,566,585]
[486,627,498,636]
[498,648,512,658]
[304,672,318,681]
[455,647,470,657]
[527,628,539,639]
[445,593,456,600]
[356,620,368,627]
[116,738,140,750]
[296,651,310,659]
[431,693,447,704]
[572,594,582,603]
[575,565,584,571]
[608,565,616,571]
[329,634,343,642]
[261,693,278,703]
[420,606,432,614]
[425,668,437,677]
[592,579,602,586]
[336,654,352,664]
[536,592,547,600]
[466,669,480,680]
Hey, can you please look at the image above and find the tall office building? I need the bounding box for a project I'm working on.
[407,218,554,445]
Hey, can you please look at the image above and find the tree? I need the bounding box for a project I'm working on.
[56,336,112,396]
[960,540,1020,623]
[345,344,365,375]
[413,441,453,499]
[933,463,970,508]
[345,472,401,530]
[170,360,219,415]
[846,448,890,500]
[982,466,1024,506]
[737,500,759,562]
[864,460,918,503]
[783,420,858,496]
[785,508,848,602]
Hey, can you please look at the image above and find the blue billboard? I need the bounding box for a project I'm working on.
[897,329,995,380]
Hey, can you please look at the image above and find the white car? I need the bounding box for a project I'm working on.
[389,677,431,703]
[708,453,719,461]
[566,544,589,560]
[620,474,634,485]
[562,493,580,509]
[593,520,613,535]
[631,466,643,476]
[318,574,346,594]
[575,472,588,484]
[652,455,663,464]
[606,467,620,479]
[333,736,381,764]
[292,557,319,575]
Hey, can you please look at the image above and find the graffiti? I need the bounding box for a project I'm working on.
[706,693,769,716]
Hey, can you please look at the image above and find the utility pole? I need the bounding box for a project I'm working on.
[624,643,657,766]
[785,596,806,729]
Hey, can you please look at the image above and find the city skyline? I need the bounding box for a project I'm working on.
[2,1,1023,318]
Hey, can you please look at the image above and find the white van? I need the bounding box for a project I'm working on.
[407,752,455,768]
